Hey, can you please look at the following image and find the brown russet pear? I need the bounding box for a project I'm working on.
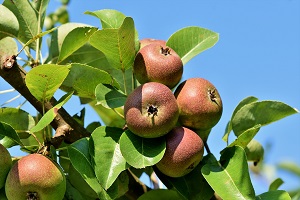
[174,77,223,132]
[124,82,179,138]
[133,43,183,89]
[156,126,204,177]
[0,144,12,189]
[5,153,66,200]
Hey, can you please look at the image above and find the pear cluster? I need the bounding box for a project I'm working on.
[124,38,223,177]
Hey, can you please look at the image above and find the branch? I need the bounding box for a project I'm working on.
[0,55,90,148]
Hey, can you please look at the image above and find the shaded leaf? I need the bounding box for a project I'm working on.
[0,122,23,147]
[0,5,19,39]
[0,37,18,63]
[30,91,73,132]
[269,178,284,191]
[167,26,219,65]
[0,107,35,138]
[85,9,126,29]
[26,64,70,102]
[89,126,129,189]
[232,101,298,136]
[119,130,166,169]
[3,0,38,49]
[138,189,182,200]
[106,170,129,199]
[62,63,119,99]
[256,190,291,200]
[202,146,255,200]
[57,27,98,63]
[68,138,112,200]
[95,84,127,109]
[89,17,136,71]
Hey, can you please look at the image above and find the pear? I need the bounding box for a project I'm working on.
[5,153,66,200]
[156,126,204,177]
[0,144,12,189]
[124,82,179,138]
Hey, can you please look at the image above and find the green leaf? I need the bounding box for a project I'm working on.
[0,122,23,147]
[155,154,214,200]
[278,161,300,177]
[202,146,255,200]
[106,170,129,199]
[256,190,291,200]
[0,37,18,62]
[85,9,126,29]
[62,63,119,99]
[232,101,299,136]
[0,5,19,39]
[3,0,38,50]
[25,64,70,102]
[30,91,73,133]
[225,125,261,149]
[89,17,136,71]
[119,130,166,169]
[89,126,129,190]
[222,96,259,142]
[166,26,219,65]
[269,178,284,191]
[95,84,127,109]
[68,138,112,200]
[57,27,98,63]
[138,189,182,200]
[0,107,35,138]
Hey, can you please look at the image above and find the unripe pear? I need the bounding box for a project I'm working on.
[156,126,204,177]
[133,43,183,89]
[124,82,179,138]
[5,153,66,200]
[0,144,12,189]
[245,139,264,166]
[174,78,223,131]
[139,38,166,49]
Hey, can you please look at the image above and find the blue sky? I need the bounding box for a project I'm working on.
[1,0,300,196]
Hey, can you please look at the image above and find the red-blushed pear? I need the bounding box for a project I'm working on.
[5,153,66,200]
[133,43,183,89]
[156,126,204,177]
[139,38,166,49]
[0,144,12,189]
[174,77,223,139]
[124,82,179,138]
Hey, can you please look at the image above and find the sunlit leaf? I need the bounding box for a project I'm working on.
[89,17,136,71]
[119,130,166,169]
[256,190,291,200]
[0,5,19,39]
[62,63,119,99]
[30,91,73,133]
[278,161,300,177]
[57,27,98,63]
[85,9,126,29]
[202,146,255,200]
[89,126,129,189]
[26,64,70,102]
[232,101,298,136]
[269,178,284,191]
[95,84,127,109]
[3,0,38,49]
[167,26,219,65]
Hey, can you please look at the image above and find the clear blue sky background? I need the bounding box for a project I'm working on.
[1,0,300,196]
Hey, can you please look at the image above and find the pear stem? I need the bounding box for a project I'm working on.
[204,141,211,154]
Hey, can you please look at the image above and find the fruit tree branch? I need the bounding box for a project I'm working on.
[0,55,90,148]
